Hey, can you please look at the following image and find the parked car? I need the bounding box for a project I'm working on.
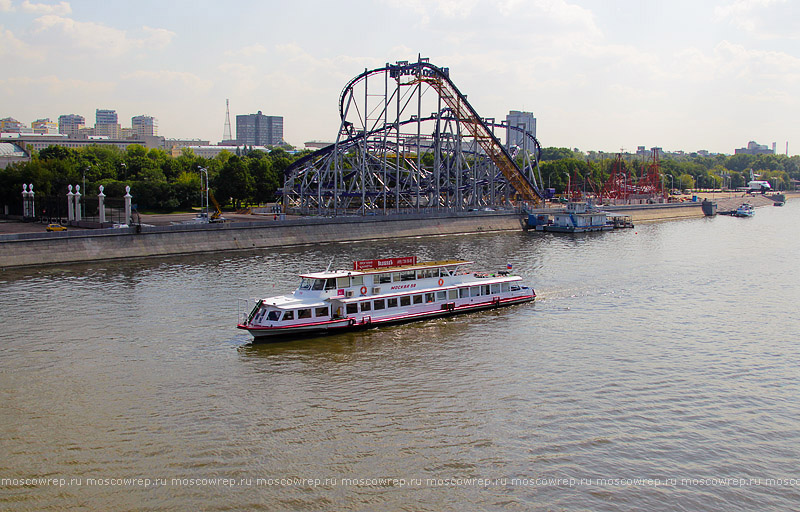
[46,223,67,232]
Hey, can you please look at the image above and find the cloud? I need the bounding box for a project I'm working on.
[32,15,176,56]
[141,26,176,49]
[0,0,14,12]
[381,0,481,25]
[0,25,38,58]
[121,70,213,93]
[224,43,268,58]
[714,0,797,38]
[0,74,115,99]
[21,0,71,15]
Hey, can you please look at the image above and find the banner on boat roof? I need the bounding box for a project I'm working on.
[353,256,417,271]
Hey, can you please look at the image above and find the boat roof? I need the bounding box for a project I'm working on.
[337,274,523,302]
[300,259,472,279]
[260,295,327,309]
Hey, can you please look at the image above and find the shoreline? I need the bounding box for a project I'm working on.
[1,192,792,269]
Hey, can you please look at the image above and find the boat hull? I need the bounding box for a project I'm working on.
[239,293,534,342]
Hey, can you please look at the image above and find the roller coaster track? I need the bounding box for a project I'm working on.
[411,64,541,203]
[283,58,544,214]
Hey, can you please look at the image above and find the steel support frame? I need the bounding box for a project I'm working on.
[283,58,544,215]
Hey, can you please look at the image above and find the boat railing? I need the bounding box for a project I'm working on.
[238,297,261,325]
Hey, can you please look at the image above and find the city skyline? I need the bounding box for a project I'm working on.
[1,0,798,155]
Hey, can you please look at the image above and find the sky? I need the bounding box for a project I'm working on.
[1,0,798,155]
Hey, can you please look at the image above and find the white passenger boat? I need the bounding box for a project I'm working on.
[237,256,535,340]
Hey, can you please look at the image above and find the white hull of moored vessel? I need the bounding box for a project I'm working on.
[237,257,535,340]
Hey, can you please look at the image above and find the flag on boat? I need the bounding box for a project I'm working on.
[507,263,513,270]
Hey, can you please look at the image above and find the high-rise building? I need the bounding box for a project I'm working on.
[95,109,120,138]
[505,110,536,149]
[58,114,85,137]
[0,117,24,133]
[236,111,283,146]
[132,115,158,137]
[734,141,775,155]
[32,118,58,134]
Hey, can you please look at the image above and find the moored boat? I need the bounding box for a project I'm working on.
[237,256,535,340]
[734,203,755,217]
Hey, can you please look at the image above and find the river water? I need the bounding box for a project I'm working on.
[2,201,799,511]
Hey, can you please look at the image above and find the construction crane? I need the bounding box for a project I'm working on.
[209,191,225,222]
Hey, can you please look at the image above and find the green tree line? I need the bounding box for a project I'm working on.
[537,149,800,194]
[3,144,798,214]
[0,144,305,212]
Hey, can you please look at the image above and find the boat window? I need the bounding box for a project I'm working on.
[491,284,501,294]
[267,311,281,321]
[373,299,386,310]
[337,276,350,288]
[417,268,436,279]
[437,291,447,301]
[387,298,398,308]
[315,307,329,317]
[459,288,469,298]
[448,290,458,300]
[298,309,312,319]
[413,295,423,304]
[501,283,510,292]
[425,293,435,303]
[283,310,294,321]
[360,302,371,312]
[471,286,481,297]
[351,275,363,286]
[377,273,392,284]
[325,279,336,290]
[312,280,325,291]
[346,303,358,314]
[483,285,491,295]
[510,284,520,291]
[400,270,416,281]
[299,278,313,290]
[400,296,411,306]
[392,272,402,282]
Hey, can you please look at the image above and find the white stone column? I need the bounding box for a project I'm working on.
[22,184,29,218]
[124,186,132,225]
[67,185,74,222]
[98,185,106,224]
[74,185,82,222]
[28,184,34,218]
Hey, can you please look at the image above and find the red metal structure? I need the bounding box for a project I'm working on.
[601,154,630,203]
[637,148,665,198]
[601,150,665,204]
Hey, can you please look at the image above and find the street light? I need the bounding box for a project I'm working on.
[83,167,87,219]
[199,167,209,221]
[121,162,127,182]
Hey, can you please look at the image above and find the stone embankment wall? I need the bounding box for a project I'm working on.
[1,199,771,269]
[0,212,526,268]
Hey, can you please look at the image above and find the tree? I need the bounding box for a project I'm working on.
[213,156,254,207]
[249,157,279,204]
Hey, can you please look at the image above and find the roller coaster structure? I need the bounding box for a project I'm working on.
[281,57,545,215]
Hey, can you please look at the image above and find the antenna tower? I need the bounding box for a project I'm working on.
[222,99,232,141]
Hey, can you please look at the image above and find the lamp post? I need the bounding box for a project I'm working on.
[121,162,127,182]
[669,174,674,195]
[622,174,627,204]
[199,167,209,221]
[83,167,88,219]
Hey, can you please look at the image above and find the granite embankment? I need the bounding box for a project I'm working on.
[0,197,783,268]
[0,212,526,268]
